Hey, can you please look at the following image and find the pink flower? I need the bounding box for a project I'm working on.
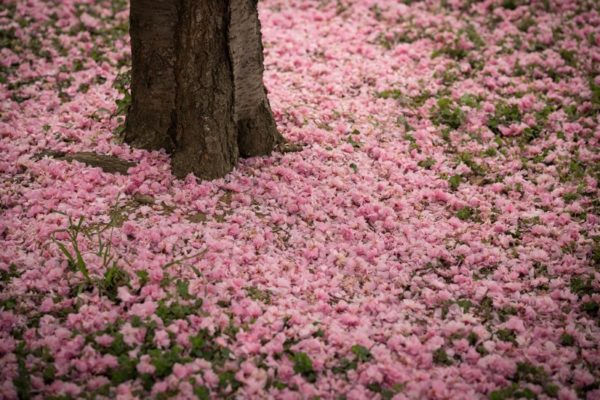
[137,355,156,375]
[154,329,171,348]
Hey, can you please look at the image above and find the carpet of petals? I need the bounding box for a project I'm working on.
[1,0,600,399]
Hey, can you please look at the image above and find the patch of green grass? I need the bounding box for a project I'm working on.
[487,102,522,135]
[111,354,137,385]
[467,332,479,346]
[412,91,433,108]
[432,41,469,60]
[559,49,577,68]
[591,79,600,109]
[433,348,453,365]
[459,93,483,108]
[366,382,405,399]
[456,299,474,313]
[431,97,465,129]
[592,238,600,268]
[0,263,21,286]
[448,175,462,191]
[351,344,372,362]
[52,216,91,284]
[456,206,476,221]
[496,328,517,344]
[484,147,497,157]
[581,301,599,316]
[245,286,271,304]
[375,89,402,100]
[100,264,130,301]
[176,279,192,300]
[112,69,131,135]
[560,333,575,346]
[501,0,518,10]
[418,157,436,169]
[518,16,536,32]
[570,276,594,296]
[333,344,374,375]
[155,299,203,325]
[462,24,485,48]
[489,384,536,400]
[13,342,31,399]
[291,352,317,382]
[513,361,559,397]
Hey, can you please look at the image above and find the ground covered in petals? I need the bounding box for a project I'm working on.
[1,0,600,399]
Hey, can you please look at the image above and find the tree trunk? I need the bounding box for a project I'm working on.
[126,0,282,180]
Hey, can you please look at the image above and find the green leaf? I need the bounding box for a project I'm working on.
[218,370,242,392]
[332,357,357,374]
[456,299,474,313]
[194,385,210,400]
[417,158,436,169]
[375,89,402,100]
[496,329,517,344]
[136,270,149,287]
[351,344,372,362]
[448,175,462,191]
[176,279,192,300]
[111,355,137,385]
[433,348,452,365]
[456,207,475,221]
[14,342,31,399]
[292,352,317,382]
[101,264,130,300]
[245,286,271,304]
[560,333,575,346]
[431,97,464,129]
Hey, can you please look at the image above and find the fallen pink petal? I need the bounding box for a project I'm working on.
[1,0,599,399]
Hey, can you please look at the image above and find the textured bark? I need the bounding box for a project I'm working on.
[229,0,283,157]
[126,0,281,179]
[170,0,238,179]
[126,0,178,152]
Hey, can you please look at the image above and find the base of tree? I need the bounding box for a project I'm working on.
[125,0,283,180]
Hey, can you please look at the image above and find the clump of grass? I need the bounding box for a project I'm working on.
[431,97,465,129]
[51,213,129,302]
[456,206,477,221]
[487,102,521,135]
[448,175,462,191]
[375,89,402,100]
[418,157,436,169]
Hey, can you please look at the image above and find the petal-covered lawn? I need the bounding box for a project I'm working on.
[1,0,600,398]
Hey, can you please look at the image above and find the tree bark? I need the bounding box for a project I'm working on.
[229,0,283,157]
[126,0,282,180]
